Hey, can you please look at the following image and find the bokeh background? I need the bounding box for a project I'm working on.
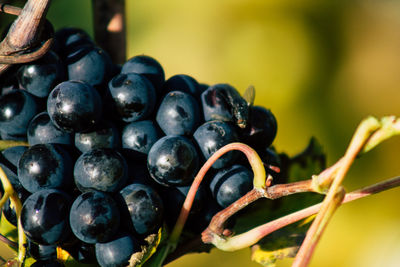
[1,0,400,266]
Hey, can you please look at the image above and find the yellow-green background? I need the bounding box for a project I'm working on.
[2,0,400,266]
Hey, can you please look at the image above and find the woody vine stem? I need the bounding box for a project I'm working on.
[1,1,400,267]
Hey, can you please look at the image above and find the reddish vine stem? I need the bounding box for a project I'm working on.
[0,233,17,250]
[202,179,314,242]
[199,175,400,252]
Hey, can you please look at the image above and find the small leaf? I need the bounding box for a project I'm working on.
[0,213,18,245]
[129,226,166,267]
[250,218,314,267]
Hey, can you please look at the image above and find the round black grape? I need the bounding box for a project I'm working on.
[27,112,73,145]
[73,148,128,193]
[47,80,102,133]
[156,91,202,136]
[243,106,277,149]
[28,241,57,261]
[193,120,239,169]
[66,45,113,87]
[74,120,120,153]
[201,83,248,125]
[18,144,73,193]
[162,74,201,98]
[21,189,72,245]
[121,55,165,93]
[147,135,199,186]
[119,183,164,236]
[95,232,141,267]
[17,51,65,98]
[209,164,253,208]
[69,190,120,244]
[107,73,156,122]
[122,120,163,154]
[0,90,41,136]
[53,27,94,59]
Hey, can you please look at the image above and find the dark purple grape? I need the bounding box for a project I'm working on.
[120,149,158,187]
[62,242,96,264]
[69,190,120,244]
[27,112,73,145]
[209,164,253,208]
[21,189,72,245]
[156,91,202,136]
[28,241,57,261]
[119,183,164,236]
[0,90,41,136]
[193,120,239,169]
[0,146,30,225]
[53,27,94,58]
[17,51,65,98]
[18,144,73,193]
[107,73,156,122]
[243,106,277,149]
[201,83,249,127]
[95,232,141,267]
[0,146,28,191]
[0,72,19,95]
[74,120,120,153]
[122,120,163,154]
[73,148,128,193]
[47,80,102,133]
[162,74,201,98]
[66,45,113,86]
[147,135,199,186]
[121,55,165,93]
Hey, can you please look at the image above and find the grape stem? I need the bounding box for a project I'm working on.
[293,116,381,267]
[0,3,21,16]
[201,175,400,252]
[0,0,52,73]
[0,166,26,265]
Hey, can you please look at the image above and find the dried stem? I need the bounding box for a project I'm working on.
[0,3,21,16]
[293,117,381,267]
[92,0,126,63]
[202,179,314,242]
[0,0,52,73]
[0,166,26,263]
[201,175,400,252]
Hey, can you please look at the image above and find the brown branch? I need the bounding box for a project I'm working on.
[92,0,126,63]
[202,179,315,243]
[0,3,21,16]
[0,0,52,74]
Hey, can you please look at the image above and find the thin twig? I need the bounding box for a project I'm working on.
[202,179,314,242]
[201,175,400,252]
[0,3,21,16]
[293,117,380,267]
[0,0,51,74]
[0,233,18,250]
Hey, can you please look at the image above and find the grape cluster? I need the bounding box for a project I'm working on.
[0,27,278,267]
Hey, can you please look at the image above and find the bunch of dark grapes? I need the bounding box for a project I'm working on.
[0,27,278,267]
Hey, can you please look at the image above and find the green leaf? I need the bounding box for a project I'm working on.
[129,226,167,267]
[0,212,18,245]
[250,218,313,267]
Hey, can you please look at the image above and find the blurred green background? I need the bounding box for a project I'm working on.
[2,0,400,266]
